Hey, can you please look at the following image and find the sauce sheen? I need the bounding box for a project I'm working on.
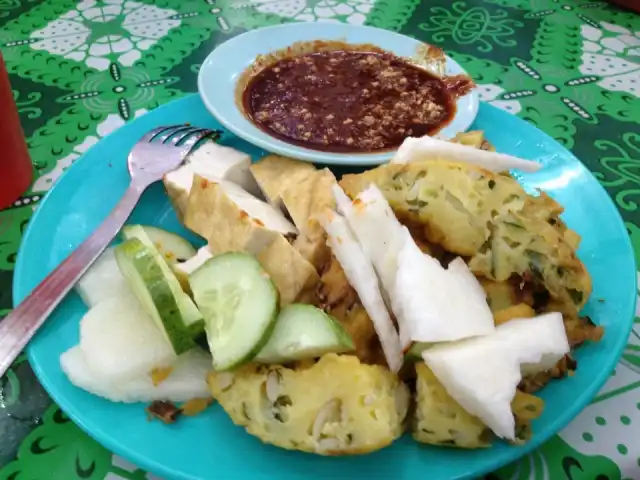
[243,50,456,153]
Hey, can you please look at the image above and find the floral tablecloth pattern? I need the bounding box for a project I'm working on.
[0,1,639,479]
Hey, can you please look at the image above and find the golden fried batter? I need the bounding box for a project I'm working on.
[208,354,409,455]
[315,257,386,367]
[340,161,591,316]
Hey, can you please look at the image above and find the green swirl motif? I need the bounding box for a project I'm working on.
[0,407,112,480]
[418,2,524,53]
[59,63,180,120]
[0,354,26,408]
[591,133,640,212]
[12,90,43,119]
[0,207,35,271]
[491,435,622,479]
[0,0,20,19]
[366,0,421,31]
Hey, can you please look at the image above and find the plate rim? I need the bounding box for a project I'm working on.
[197,22,479,166]
[13,93,637,480]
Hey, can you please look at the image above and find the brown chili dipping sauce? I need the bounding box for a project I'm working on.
[242,50,466,153]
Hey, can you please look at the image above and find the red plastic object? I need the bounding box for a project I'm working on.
[608,0,640,12]
[0,52,33,210]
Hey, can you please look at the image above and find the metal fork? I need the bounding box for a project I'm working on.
[0,124,214,378]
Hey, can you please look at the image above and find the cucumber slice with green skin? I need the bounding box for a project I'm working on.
[121,225,204,333]
[115,238,195,355]
[189,252,279,371]
[255,304,354,364]
[404,342,432,362]
[122,225,196,264]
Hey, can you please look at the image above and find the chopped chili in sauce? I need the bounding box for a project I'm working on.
[243,50,461,153]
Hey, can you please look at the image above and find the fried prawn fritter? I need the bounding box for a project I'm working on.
[413,363,544,448]
[208,354,409,455]
[340,161,591,315]
[316,256,386,366]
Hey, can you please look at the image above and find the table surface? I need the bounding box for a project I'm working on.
[0,1,639,479]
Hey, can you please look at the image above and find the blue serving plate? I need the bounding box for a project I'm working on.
[14,94,635,480]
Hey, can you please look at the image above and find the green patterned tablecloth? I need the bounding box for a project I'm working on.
[0,1,639,479]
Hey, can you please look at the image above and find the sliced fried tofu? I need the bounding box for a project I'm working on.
[163,141,260,219]
[184,177,316,304]
[184,175,297,248]
[249,154,317,211]
[250,155,337,270]
[287,169,337,270]
[255,235,320,305]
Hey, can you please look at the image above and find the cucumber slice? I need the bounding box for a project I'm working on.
[121,224,204,333]
[172,247,214,295]
[404,342,432,362]
[122,225,196,264]
[255,304,354,364]
[188,253,278,371]
[115,239,195,355]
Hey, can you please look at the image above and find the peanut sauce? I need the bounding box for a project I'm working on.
[243,50,461,153]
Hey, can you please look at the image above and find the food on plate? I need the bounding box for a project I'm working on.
[450,130,495,151]
[413,362,490,448]
[163,139,261,219]
[316,256,385,367]
[393,227,495,347]
[332,184,405,308]
[78,293,178,381]
[146,400,183,424]
[116,236,203,354]
[189,252,279,371]
[421,313,569,440]
[62,125,604,456]
[184,175,297,244]
[76,247,131,308]
[255,304,354,364]
[64,283,212,402]
[413,362,544,447]
[333,182,494,348]
[172,245,214,293]
[184,177,318,304]
[76,225,195,308]
[251,154,337,270]
[208,354,409,455]
[249,154,317,211]
[238,42,474,153]
[138,225,197,263]
[61,346,211,403]
[320,209,403,373]
[282,169,337,268]
[339,160,592,316]
[253,235,320,305]
[392,132,541,173]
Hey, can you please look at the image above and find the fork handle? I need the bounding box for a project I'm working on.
[0,183,146,379]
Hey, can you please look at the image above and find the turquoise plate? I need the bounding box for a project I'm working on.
[198,23,479,166]
[14,94,636,480]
